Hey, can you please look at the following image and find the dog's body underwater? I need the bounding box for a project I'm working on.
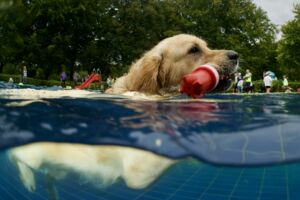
[9,142,175,192]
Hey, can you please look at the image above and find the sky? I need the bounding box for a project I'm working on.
[252,0,300,26]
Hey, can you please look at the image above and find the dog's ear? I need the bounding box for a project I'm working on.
[129,52,163,93]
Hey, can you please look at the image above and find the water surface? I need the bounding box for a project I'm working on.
[1,82,300,199]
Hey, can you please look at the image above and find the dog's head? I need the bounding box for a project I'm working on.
[127,34,238,94]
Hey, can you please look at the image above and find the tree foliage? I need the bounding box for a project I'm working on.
[0,0,278,80]
[176,0,278,79]
[277,4,300,81]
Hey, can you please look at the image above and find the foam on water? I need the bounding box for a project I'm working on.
[0,88,104,99]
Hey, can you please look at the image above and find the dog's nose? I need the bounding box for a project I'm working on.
[227,51,239,60]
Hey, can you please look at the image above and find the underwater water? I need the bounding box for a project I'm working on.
[1,81,300,200]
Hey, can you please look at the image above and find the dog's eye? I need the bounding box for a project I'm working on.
[188,46,200,54]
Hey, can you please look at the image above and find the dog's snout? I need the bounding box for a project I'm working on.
[226,51,239,60]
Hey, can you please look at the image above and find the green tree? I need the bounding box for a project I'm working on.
[0,0,278,81]
[0,0,104,78]
[277,4,300,81]
[182,0,277,79]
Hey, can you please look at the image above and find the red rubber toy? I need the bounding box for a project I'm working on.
[180,65,220,98]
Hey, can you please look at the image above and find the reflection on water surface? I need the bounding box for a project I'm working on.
[1,92,300,165]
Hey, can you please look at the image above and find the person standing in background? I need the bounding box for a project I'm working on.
[106,75,113,88]
[60,71,67,87]
[8,77,14,88]
[236,74,244,93]
[8,77,14,84]
[234,72,240,93]
[243,69,252,93]
[283,75,288,87]
[22,66,28,83]
[263,72,273,93]
[282,75,291,92]
[97,68,101,74]
[73,70,80,86]
[97,68,102,82]
[261,71,266,92]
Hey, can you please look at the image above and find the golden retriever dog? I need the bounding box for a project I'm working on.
[9,142,175,193]
[110,34,238,95]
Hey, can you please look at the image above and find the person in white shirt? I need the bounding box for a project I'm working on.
[263,73,273,93]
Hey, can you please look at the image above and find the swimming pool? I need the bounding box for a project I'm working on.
[1,82,300,200]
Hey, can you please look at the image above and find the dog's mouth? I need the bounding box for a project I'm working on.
[212,60,239,92]
[212,77,233,92]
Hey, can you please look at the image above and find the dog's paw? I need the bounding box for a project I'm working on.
[17,162,36,192]
[23,178,36,192]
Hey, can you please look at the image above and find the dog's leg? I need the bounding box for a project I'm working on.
[122,150,175,189]
[9,146,43,192]
[45,174,60,200]
[16,161,36,192]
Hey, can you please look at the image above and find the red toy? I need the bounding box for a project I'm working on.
[180,65,220,98]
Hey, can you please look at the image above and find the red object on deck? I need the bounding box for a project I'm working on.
[180,65,220,98]
[76,73,100,90]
